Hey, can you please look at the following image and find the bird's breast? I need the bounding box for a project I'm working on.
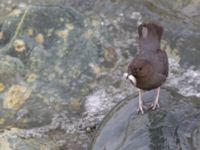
[135,76,160,91]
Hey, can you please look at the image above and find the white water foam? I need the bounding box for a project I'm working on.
[166,58,200,97]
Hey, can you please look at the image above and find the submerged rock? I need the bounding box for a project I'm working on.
[91,89,200,150]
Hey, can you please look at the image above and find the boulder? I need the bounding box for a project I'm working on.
[91,89,200,150]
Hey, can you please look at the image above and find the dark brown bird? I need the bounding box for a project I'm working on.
[124,22,168,114]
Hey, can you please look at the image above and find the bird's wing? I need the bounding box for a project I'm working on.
[158,50,169,77]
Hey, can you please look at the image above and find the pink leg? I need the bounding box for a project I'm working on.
[137,89,144,114]
[151,87,160,110]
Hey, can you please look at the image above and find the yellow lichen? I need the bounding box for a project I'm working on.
[104,47,117,63]
[14,39,26,52]
[9,9,22,17]
[70,98,81,110]
[0,118,5,125]
[35,33,44,44]
[26,73,37,82]
[57,30,69,39]
[3,85,32,110]
[84,29,93,39]
[57,24,73,40]
[0,136,11,150]
[0,83,5,92]
[89,63,101,77]
[20,119,28,124]
[65,23,74,31]
[27,28,34,36]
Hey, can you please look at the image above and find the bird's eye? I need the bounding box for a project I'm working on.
[139,67,142,71]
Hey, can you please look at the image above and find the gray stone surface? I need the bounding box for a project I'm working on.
[0,4,98,126]
[91,89,200,150]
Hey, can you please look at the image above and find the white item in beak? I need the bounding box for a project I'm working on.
[128,75,136,85]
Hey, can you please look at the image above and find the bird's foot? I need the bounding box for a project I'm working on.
[137,104,147,114]
[150,102,160,110]
[150,87,161,110]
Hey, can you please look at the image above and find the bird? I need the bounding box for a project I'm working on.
[124,22,168,114]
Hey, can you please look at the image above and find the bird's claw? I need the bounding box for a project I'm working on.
[137,107,144,114]
[137,105,147,114]
[150,102,160,110]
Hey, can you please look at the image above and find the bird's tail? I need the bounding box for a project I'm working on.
[138,22,163,41]
[137,22,164,52]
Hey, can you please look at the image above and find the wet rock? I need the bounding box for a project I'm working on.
[0,0,200,150]
[0,128,60,150]
[0,4,102,128]
[91,89,200,150]
[103,47,117,67]
[0,2,107,149]
[0,55,25,82]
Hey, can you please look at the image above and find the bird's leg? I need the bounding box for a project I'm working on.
[137,89,145,114]
[150,87,160,110]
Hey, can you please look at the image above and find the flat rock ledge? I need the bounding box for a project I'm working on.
[91,89,200,150]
